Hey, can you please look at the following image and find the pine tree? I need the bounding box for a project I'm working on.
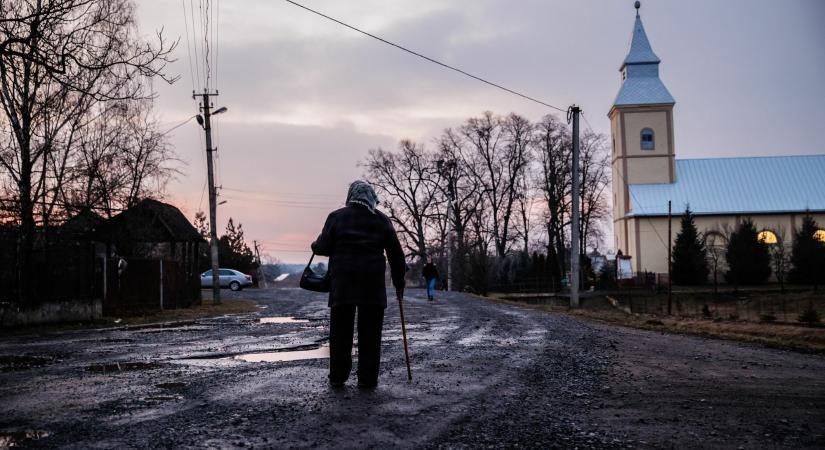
[194,211,209,240]
[671,207,709,285]
[219,217,257,274]
[725,218,771,285]
[788,215,825,287]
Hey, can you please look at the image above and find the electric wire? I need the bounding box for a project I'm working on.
[189,0,203,90]
[282,0,567,113]
[181,0,198,92]
[161,115,197,136]
[221,186,340,199]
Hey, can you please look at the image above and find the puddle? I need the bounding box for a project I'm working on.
[234,344,329,363]
[87,362,162,373]
[136,326,212,334]
[258,317,310,324]
[0,430,50,447]
[0,355,53,372]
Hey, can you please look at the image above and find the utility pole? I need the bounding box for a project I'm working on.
[438,159,456,291]
[569,106,581,308]
[195,90,227,305]
[254,240,266,288]
[667,200,673,316]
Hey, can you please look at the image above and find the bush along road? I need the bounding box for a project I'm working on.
[0,288,823,448]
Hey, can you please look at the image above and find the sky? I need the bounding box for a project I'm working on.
[135,0,825,263]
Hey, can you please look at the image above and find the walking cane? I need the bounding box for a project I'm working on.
[397,291,413,382]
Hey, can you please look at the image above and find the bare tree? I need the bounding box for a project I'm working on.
[770,226,790,295]
[533,114,571,273]
[0,0,176,303]
[578,130,611,254]
[459,112,531,257]
[361,140,440,261]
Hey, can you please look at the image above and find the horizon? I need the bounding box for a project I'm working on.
[136,0,825,263]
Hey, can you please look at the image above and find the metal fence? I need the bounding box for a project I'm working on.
[104,258,200,314]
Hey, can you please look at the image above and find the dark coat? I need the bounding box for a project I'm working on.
[422,263,439,281]
[311,204,406,308]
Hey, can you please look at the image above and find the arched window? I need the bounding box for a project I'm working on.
[704,231,728,247]
[814,229,825,243]
[757,230,778,245]
[640,128,654,150]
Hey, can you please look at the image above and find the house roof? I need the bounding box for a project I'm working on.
[627,155,825,217]
[60,209,104,236]
[96,199,205,243]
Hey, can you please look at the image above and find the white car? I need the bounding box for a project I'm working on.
[200,268,253,291]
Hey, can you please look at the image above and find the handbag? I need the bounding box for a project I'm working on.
[299,252,330,292]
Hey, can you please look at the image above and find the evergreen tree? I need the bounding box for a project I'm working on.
[671,207,709,285]
[788,215,825,286]
[725,218,771,285]
[218,218,258,275]
[194,211,209,240]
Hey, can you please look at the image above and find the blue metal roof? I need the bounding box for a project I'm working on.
[627,155,825,217]
[614,76,675,106]
[623,14,660,66]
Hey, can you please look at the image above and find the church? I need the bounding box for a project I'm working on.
[610,3,825,276]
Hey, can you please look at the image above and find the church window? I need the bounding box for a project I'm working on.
[757,230,778,245]
[814,229,825,243]
[640,128,654,150]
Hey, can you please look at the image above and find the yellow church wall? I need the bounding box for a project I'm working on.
[632,213,825,276]
[625,156,673,185]
[623,111,671,157]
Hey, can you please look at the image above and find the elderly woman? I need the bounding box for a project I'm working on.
[311,180,406,388]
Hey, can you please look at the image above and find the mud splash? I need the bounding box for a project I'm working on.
[0,355,53,372]
[0,430,50,447]
[87,361,162,373]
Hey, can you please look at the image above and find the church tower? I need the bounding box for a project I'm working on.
[610,1,676,253]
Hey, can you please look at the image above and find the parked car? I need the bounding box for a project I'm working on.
[200,268,253,291]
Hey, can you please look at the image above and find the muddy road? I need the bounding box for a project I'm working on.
[1,288,824,449]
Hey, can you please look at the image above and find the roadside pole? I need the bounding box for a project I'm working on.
[438,159,456,292]
[254,240,267,288]
[667,200,673,316]
[196,90,222,305]
[569,106,581,308]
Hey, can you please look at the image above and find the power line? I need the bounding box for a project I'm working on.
[189,0,203,89]
[282,0,567,113]
[222,195,338,210]
[221,186,340,199]
[181,0,198,92]
[161,115,196,135]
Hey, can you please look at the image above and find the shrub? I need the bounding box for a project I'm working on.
[798,306,821,325]
[789,215,825,286]
[759,314,777,323]
[672,207,709,285]
[725,218,771,285]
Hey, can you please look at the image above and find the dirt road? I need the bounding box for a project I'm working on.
[1,288,823,449]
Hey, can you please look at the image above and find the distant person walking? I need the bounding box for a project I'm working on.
[422,259,439,301]
[311,180,406,388]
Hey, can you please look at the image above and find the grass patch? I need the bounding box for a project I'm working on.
[109,298,260,326]
[481,294,825,354]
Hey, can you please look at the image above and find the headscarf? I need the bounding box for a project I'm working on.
[346,180,379,214]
